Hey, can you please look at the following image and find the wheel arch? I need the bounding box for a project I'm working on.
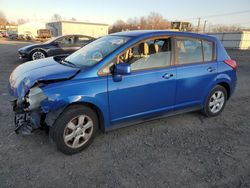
[44,100,106,133]
[213,73,234,100]
[217,82,231,99]
[66,102,105,132]
[30,48,48,59]
[202,76,232,105]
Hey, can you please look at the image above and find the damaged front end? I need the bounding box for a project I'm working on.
[11,85,48,134]
[8,56,81,134]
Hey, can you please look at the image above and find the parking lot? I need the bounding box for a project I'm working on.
[0,40,250,188]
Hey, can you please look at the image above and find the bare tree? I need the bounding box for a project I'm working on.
[147,12,171,29]
[51,14,62,21]
[127,17,140,30]
[139,16,147,29]
[109,12,171,33]
[17,18,27,25]
[211,24,242,33]
[0,11,8,28]
[109,20,127,33]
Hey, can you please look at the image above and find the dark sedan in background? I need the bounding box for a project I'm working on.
[18,35,95,61]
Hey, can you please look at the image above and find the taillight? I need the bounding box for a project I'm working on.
[224,59,237,69]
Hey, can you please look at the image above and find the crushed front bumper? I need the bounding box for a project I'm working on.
[14,111,33,135]
[11,99,42,135]
[18,51,29,59]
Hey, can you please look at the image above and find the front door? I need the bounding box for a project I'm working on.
[52,36,79,56]
[107,37,177,125]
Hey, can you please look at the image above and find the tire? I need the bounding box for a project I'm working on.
[50,105,98,155]
[30,50,46,60]
[202,85,228,117]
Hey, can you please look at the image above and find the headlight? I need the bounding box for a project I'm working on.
[27,86,47,110]
[18,49,26,53]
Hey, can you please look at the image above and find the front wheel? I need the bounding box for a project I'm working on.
[51,105,98,155]
[202,85,227,117]
[31,50,46,60]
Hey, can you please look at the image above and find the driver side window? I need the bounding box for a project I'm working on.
[118,37,172,71]
[56,36,75,46]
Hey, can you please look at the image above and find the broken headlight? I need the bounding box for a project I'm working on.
[26,86,47,110]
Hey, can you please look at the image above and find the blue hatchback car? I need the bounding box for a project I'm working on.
[9,30,237,154]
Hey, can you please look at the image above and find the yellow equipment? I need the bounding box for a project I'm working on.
[171,22,192,32]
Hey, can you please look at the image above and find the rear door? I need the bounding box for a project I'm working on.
[174,37,217,109]
[107,37,177,125]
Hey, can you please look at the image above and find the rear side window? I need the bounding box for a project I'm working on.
[176,38,215,64]
[203,40,213,62]
[176,39,203,64]
[75,36,91,44]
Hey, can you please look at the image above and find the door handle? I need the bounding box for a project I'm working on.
[207,67,216,72]
[162,73,174,79]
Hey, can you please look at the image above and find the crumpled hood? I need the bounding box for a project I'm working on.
[8,57,80,98]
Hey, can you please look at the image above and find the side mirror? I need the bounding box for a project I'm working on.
[114,63,131,75]
[52,41,59,46]
[113,63,131,82]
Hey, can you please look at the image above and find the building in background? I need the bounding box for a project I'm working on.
[18,21,46,38]
[4,25,18,34]
[209,31,250,50]
[46,21,108,38]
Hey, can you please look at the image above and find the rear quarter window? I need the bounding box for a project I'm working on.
[203,40,213,62]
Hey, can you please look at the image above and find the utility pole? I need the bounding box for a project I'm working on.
[196,17,201,33]
[203,20,207,33]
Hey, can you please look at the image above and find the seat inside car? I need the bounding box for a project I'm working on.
[131,42,151,70]
[138,43,149,57]
[161,39,171,52]
[149,43,159,54]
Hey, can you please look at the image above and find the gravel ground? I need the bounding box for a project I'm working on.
[0,40,250,188]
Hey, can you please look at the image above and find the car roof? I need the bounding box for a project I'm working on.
[110,30,217,41]
[57,34,95,38]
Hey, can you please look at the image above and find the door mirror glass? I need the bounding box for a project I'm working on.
[52,41,59,46]
[114,63,131,75]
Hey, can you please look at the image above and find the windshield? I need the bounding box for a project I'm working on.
[65,35,130,67]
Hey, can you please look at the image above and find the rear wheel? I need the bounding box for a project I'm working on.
[31,50,46,60]
[51,105,98,155]
[202,85,227,117]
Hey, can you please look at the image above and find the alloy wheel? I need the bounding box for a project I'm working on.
[63,115,94,149]
[209,91,225,114]
[32,51,45,60]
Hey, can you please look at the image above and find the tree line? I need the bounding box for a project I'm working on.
[109,12,172,33]
[0,11,77,27]
[0,11,245,33]
[109,12,243,33]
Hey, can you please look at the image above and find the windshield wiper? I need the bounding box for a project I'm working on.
[61,59,77,68]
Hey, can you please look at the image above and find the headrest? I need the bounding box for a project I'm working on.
[138,43,149,55]
[162,40,170,52]
[124,48,133,60]
[149,44,159,54]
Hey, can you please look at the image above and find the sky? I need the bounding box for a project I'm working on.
[1,0,250,27]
